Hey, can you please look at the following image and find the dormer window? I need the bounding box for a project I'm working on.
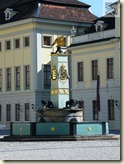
[94,21,104,32]
[6,12,10,20]
[4,8,18,20]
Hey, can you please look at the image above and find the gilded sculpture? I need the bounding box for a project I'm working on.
[51,36,65,54]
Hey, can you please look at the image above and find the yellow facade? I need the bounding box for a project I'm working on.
[72,41,118,89]
[70,15,120,130]
[0,17,75,127]
[0,24,32,92]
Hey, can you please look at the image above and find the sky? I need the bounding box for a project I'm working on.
[80,0,118,17]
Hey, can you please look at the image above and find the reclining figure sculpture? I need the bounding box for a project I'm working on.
[66,99,79,109]
[41,99,54,108]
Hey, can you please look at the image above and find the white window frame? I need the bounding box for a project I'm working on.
[15,66,21,91]
[42,35,52,47]
[6,67,12,91]
[5,40,11,51]
[24,36,30,48]
[24,65,30,90]
[14,38,20,49]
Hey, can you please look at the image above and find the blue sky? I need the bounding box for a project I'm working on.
[80,0,118,17]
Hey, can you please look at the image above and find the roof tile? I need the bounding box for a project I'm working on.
[0,0,97,25]
[39,4,96,23]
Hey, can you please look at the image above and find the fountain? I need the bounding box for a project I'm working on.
[36,36,84,136]
[1,36,110,141]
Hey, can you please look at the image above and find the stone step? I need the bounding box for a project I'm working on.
[0,135,120,142]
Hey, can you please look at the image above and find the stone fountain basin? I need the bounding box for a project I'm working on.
[38,108,83,122]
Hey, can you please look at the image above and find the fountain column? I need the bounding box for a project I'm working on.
[50,54,69,109]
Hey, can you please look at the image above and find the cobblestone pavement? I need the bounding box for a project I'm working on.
[0,137,120,160]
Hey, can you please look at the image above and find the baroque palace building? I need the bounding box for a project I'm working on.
[69,1,120,130]
[0,0,96,128]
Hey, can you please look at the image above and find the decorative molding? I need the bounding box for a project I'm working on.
[51,65,57,81]
[51,88,69,95]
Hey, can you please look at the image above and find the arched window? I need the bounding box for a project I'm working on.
[6,12,10,20]
[95,21,104,32]
[97,25,101,32]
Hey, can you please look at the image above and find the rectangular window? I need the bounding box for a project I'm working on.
[108,99,115,120]
[0,69,2,92]
[78,62,83,81]
[6,104,11,121]
[0,42,2,51]
[15,67,20,90]
[93,100,99,120]
[25,66,30,90]
[6,40,11,50]
[0,105,1,121]
[15,38,20,49]
[15,104,20,121]
[25,103,30,121]
[6,68,11,91]
[92,60,98,80]
[24,36,30,47]
[107,58,114,79]
[43,36,52,46]
[44,65,51,89]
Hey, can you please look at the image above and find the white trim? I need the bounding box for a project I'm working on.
[42,34,53,47]
[71,29,115,45]
[0,18,33,29]
[0,18,92,30]
[70,40,116,51]
[32,18,92,27]
[30,29,37,92]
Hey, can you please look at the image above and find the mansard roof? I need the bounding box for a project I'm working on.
[41,0,90,7]
[0,0,97,25]
[83,15,115,34]
[0,0,90,10]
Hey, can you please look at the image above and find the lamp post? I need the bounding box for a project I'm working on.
[71,26,76,36]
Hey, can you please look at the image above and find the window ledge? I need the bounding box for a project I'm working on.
[43,45,52,48]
